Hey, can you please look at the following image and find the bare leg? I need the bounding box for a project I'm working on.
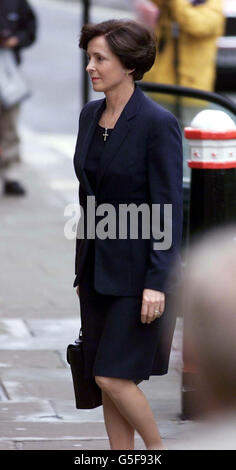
[102,390,135,450]
[96,377,164,450]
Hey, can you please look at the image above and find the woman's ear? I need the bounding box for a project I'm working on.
[126,68,135,76]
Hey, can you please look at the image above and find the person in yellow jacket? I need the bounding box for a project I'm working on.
[142,0,225,92]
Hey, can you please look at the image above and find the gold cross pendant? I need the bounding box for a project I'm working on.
[103,128,108,141]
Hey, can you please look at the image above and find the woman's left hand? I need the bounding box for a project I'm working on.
[141,289,165,324]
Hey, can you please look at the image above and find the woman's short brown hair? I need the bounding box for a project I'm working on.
[79,19,157,81]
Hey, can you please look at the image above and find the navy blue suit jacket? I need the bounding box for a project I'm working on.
[73,84,183,296]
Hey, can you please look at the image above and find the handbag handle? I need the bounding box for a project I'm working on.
[75,327,82,344]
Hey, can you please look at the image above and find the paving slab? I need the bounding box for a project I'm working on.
[0,368,74,401]
[51,400,105,423]
[13,436,148,451]
[0,400,55,422]
[0,319,80,350]
[13,436,187,451]
[0,384,9,401]
[0,320,31,339]
[25,318,79,340]
[14,439,110,450]
[0,350,64,369]
[0,306,79,320]
[0,159,79,321]
[0,440,16,450]
[0,421,107,440]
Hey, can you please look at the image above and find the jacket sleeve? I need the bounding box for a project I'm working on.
[144,111,183,294]
[169,0,225,38]
[73,106,88,285]
[15,0,37,49]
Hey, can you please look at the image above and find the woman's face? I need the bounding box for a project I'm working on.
[86,35,133,93]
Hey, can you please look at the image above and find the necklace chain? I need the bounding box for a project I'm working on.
[102,110,116,142]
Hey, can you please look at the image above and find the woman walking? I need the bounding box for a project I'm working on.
[73,19,183,450]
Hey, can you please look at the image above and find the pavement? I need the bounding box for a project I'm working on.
[0,123,199,451]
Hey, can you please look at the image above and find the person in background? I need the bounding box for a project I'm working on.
[137,0,225,92]
[0,0,37,196]
[175,225,236,449]
[133,0,225,176]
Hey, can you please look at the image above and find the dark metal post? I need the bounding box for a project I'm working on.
[82,0,90,105]
[182,112,236,419]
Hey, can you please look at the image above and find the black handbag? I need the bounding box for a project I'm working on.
[66,328,102,409]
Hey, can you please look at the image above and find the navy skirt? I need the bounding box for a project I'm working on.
[78,240,177,382]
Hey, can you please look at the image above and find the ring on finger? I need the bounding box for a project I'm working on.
[154,309,161,318]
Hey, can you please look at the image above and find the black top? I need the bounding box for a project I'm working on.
[84,123,114,194]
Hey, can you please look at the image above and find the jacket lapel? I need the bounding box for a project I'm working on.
[77,98,106,195]
[79,84,144,196]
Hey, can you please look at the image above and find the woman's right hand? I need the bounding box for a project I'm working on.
[133,0,160,30]
[0,36,19,48]
[76,285,80,297]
